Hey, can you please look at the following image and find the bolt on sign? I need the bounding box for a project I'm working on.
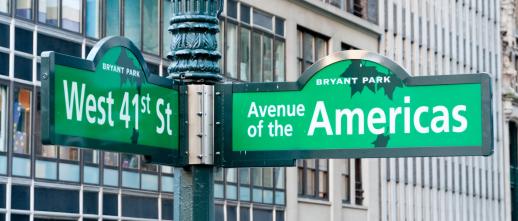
[215,50,493,167]
[41,37,184,165]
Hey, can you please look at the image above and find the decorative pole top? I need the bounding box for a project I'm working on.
[167,0,224,84]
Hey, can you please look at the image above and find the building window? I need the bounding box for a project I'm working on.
[221,3,285,82]
[0,86,6,152]
[320,0,378,23]
[16,0,32,20]
[124,0,141,47]
[13,87,31,155]
[38,0,82,32]
[62,0,82,32]
[343,159,351,203]
[105,0,120,36]
[121,154,140,189]
[297,28,328,74]
[83,149,100,184]
[162,0,173,58]
[86,0,100,38]
[354,159,364,205]
[298,159,329,199]
[143,0,159,54]
[38,0,59,27]
[103,151,119,186]
[0,0,8,14]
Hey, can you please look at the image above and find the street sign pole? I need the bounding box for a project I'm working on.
[167,1,223,221]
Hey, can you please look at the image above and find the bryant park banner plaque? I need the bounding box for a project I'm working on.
[40,36,184,165]
[215,50,493,167]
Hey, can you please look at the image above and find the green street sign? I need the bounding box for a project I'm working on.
[215,51,493,167]
[41,36,184,165]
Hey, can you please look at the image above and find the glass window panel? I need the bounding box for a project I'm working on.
[37,33,82,57]
[253,209,272,221]
[251,32,262,82]
[263,189,273,204]
[143,0,159,54]
[263,168,273,188]
[226,22,238,78]
[141,174,158,191]
[13,87,31,155]
[86,0,100,38]
[214,183,224,198]
[12,157,30,177]
[226,184,237,199]
[83,149,99,164]
[15,28,33,53]
[104,151,119,167]
[11,214,29,221]
[227,206,237,221]
[105,0,120,36]
[239,27,250,81]
[239,186,250,201]
[302,32,313,63]
[0,52,7,76]
[59,163,79,182]
[315,38,327,60]
[275,17,284,36]
[62,0,82,32]
[35,160,57,179]
[0,155,5,174]
[84,165,99,184]
[252,168,262,186]
[121,154,139,169]
[0,86,6,152]
[0,23,8,47]
[14,56,32,81]
[124,0,141,47]
[122,171,140,188]
[252,188,262,203]
[275,191,285,205]
[240,207,250,221]
[103,168,119,186]
[226,168,237,183]
[214,168,224,181]
[0,0,8,13]
[161,165,173,174]
[161,176,174,192]
[141,157,158,172]
[253,10,272,30]
[319,170,328,198]
[59,146,79,161]
[275,167,285,189]
[239,168,250,185]
[227,0,237,18]
[215,204,224,221]
[305,169,315,196]
[162,0,172,58]
[276,210,285,221]
[240,5,250,23]
[274,41,285,81]
[16,0,32,20]
[38,0,59,26]
[36,145,57,158]
[263,35,273,82]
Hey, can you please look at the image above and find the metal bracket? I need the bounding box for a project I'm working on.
[187,85,214,165]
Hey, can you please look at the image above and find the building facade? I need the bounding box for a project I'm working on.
[381,0,505,221]
[0,0,510,221]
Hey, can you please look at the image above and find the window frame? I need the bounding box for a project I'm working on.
[220,2,286,83]
[297,159,329,200]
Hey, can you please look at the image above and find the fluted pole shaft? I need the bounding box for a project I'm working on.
[167,0,223,83]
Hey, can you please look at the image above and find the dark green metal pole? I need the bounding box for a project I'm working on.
[167,0,223,84]
[167,1,223,221]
